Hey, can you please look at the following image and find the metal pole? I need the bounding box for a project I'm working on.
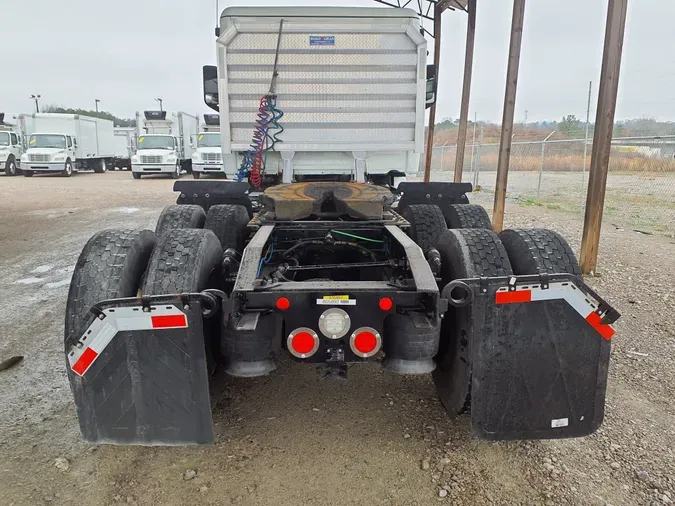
[537,130,556,200]
[492,0,527,233]
[423,4,442,182]
[453,0,477,183]
[581,80,592,192]
[580,0,628,274]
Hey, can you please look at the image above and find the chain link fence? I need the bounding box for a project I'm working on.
[426,135,675,236]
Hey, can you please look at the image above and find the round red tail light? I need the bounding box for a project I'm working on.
[276,297,290,310]
[350,327,382,358]
[378,297,393,311]
[287,328,319,358]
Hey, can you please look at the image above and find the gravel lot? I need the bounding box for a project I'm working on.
[1,171,673,506]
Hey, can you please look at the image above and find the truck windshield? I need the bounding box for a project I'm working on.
[197,133,220,148]
[0,132,9,146]
[137,135,174,150]
[29,134,66,149]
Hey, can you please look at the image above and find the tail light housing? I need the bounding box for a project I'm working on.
[349,327,382,358]
[287,327,320,359]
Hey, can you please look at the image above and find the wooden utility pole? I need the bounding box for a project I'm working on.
[579,0,628,274]
[423,4,442,182]
[492,0,526,232]
[453,0,477,183]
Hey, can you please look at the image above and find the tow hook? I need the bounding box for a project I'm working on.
[322,347,347,379]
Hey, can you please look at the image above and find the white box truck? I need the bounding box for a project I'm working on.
[204,7,432,186]
[112,127,135,170]
[131,110,199,179]
[191,113,224,179]
[0,113,25,176]
[18,113,116,177]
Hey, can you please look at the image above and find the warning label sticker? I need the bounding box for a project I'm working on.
[317,296,355,306]
[310,35,335,46]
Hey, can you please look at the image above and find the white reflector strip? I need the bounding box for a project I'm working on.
[68,305,188,377]
[495,281,615,340]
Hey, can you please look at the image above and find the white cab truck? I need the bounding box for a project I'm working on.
[191,114,224,179]
[18,113,116,177]
[203,7,435,185]
[112,127,135,170]
[0,113,24,176]
[131,110,199,179]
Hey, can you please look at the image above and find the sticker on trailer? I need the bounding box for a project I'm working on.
[310,35,335,46]
[68,305,188,377]
[317,295,355,306]
[551,418,569,428]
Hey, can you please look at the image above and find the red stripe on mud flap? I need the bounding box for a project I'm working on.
[585,311,615,340]
[151,314,188,329]
[71,347,99,376]
[495,290,532,304]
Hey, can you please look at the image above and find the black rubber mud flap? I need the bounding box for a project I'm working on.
[67,301,214,445]
[447,273,618,441]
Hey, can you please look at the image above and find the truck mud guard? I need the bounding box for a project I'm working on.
[174,180,252,216]
[397,182,472,211]
[444,273,619,441]
[66,292,222,445]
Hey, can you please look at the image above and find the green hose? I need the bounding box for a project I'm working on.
[332,230,384,244]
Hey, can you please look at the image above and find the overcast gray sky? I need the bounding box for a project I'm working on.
[1,0,671,123]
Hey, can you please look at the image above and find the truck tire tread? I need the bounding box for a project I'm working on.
[155,204,206,236]
[445,204,492,229]
[64,229,158,351]
[433,228,513,417]
[401,204,447,254]
[142,229,223,295]
[499,228,582,276]
[203,204,250,252]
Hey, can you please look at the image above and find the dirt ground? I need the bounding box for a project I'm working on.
[0,171,673,506]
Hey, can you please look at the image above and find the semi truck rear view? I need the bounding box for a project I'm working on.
[64,7,619,446]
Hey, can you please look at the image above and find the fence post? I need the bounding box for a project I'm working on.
[469,114,477,180]
[473,125,484,188]
[537,131,556,200]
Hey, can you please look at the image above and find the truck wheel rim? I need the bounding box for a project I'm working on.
[66,163,72,174]
[9,162,16,175]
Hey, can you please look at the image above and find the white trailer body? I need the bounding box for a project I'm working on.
[216,7,426,183]
[132,111,199,178]
[113,127,135,169]
[0,112,25,175]
[19,113,115,175]
[192,114,224,177]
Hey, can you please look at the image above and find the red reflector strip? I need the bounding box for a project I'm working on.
[71,347,99,376]
[151,314,188,329]
[495,290,532,304]
[585,311,615,341]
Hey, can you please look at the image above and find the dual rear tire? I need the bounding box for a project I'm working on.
[403,203,581,417]
[65,203,250,365]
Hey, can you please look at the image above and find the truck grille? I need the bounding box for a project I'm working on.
[203,152,221,161]
[140,155,163,164]
[29,154,50,162]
